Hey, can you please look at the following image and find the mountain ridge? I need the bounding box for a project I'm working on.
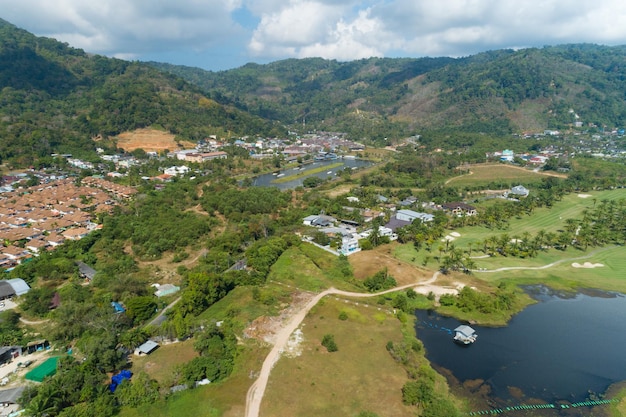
[0,19,282,167]
[150,43,626,138]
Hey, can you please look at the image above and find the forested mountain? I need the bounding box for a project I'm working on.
[3,15,626,167]
[151,44,626,139]
[0,19,283,167]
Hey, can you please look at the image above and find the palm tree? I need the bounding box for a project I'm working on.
[25,386,61,417]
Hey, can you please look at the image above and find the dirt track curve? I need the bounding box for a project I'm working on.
[244,272,440,417]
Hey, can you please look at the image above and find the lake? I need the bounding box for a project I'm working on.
[251,158,373,190]
[414,287,626,410]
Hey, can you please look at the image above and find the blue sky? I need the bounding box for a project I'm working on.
[2,0,626,71]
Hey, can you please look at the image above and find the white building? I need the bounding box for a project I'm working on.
[396,209,434,223]
[339,235,361,255]
[164,166,191,176]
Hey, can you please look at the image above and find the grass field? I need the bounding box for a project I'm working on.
[268,244,360,292]
[131,340,198,387]
[261,298,413,417]
[445,163,565,188]
[453,189,626,251]
[391,188,626,294]
[120,340,269,417]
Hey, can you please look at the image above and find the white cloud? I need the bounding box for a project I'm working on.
[0,0,245,56]
[2,0,626,69]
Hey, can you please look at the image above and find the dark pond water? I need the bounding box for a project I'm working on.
[251,158,373,189]
[414,287,626,406]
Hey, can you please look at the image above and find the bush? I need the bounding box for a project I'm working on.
[321,334,338,352]
[363,268,397,292]
[338,311,348,321]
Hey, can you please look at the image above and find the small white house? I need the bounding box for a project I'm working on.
[339,235,360,255]
[164,166,191,176]
[509,185,529,197]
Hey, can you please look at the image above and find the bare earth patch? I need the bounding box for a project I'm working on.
[115,128,195,152]
[349,244,432,286]
[244,291,316,344]
[571,262,604,268]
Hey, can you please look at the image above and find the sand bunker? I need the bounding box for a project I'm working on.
[450,232,461,237]
[442,235,456,242]
[571,262,604,268]
[578,194,592,198]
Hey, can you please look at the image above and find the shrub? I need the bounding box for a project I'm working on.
[321,334,338,352]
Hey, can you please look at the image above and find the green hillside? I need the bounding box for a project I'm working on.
[151,44,626,138]
[0,19,283,167]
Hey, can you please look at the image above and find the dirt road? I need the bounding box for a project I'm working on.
[244,272,441,417]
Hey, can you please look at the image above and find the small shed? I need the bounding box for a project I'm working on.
[6,278,30,296]
[25,339,50,354]
[76,261,97,280]
[0,281,14,300]
[154,284,180,298]
[136,340,159,355]
[0,386,25,407]
[0,346,21,365]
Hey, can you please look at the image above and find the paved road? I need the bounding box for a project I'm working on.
[244,272,440,417]
[147,296,181,327]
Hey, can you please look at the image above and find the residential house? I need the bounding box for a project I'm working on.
[509,185,530,197]
[76,261,97,281]
[184,152,228,163]
[442,202,477,217]
[339,235,360,255]
[302,214,336,227]
[62,227,91,241]
[164,166,191,176]
[395,209,434,223]
[135,340,159,355]
[0,386,25,413]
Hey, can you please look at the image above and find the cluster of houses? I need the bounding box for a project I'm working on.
[303,197,484,255]
[0,177,135,270]
[489,149,552,165]
[87,132,366,181]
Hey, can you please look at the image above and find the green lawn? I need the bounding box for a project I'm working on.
[478,245,626,293]
[446,164,557,188]
[453,189,626,248]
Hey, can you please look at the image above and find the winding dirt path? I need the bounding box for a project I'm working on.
[245,246,618,416]
[19,317,49,325]
[244,272,440,417]
[474,246,615,273]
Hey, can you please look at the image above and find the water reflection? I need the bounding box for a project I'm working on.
[251,158,373,190]
[414,287,626,409]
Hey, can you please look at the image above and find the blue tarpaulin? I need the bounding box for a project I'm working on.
[110,369,132,392]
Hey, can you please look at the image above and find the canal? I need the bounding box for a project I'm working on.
[251,158,373,189]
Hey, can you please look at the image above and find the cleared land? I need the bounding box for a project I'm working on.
[131,339,198,386]
[261,298,412,417]
[445,163,566,187]
[115,128,195,152]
